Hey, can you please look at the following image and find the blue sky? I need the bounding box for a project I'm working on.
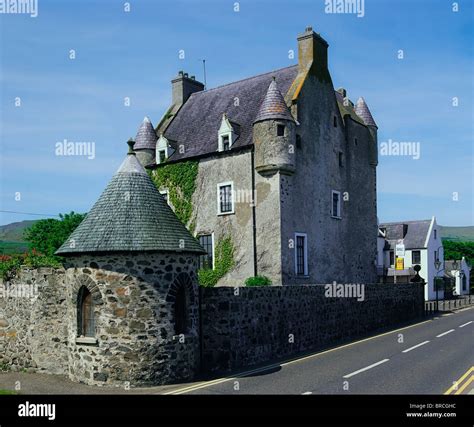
[0,0,472,226]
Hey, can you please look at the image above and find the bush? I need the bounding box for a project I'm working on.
[244,275,272,287]
[0,250,63,280]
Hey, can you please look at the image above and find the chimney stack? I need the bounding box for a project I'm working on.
[171,71,204,106]
[297,26,329,73]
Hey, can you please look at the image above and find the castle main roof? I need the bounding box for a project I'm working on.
[162,65,299,161]
[157,65,374,163]
[56,147,205,255]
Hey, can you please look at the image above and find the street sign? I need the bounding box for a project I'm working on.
[395,243,405,257]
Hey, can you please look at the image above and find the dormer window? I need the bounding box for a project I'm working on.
[222,135,230,151]
[156,135,175,164]
[218,114,238,152]
[277,124,285,136]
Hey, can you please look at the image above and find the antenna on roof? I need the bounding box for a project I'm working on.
[198,58,207,89]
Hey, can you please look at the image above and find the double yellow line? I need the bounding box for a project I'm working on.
[444,367,474,395]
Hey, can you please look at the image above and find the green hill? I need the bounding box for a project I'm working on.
[0,220,37,254]
[439,225,474,242]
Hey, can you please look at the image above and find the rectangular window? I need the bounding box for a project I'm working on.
[158,150,166,163]
[277,124,285,136]
[331,190,341,218]
[389,251,394,266]
[198,234,214,270]
[160,190,169,204]
[338,151,343,167]
[354,138,358,146]
[412,250,421,264]
[217,182,234,215]
[222,135,230,151]
[434,229,437,239]
[333,116,337,127]
[295,233,308,276]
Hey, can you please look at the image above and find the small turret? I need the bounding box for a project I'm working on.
[253,78,296,175]
[133,116,157,167]
[355,97,378,166]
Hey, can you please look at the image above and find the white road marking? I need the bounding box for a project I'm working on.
[436,329,455,338]
[302,391,312,395]
[459,321,473,328]
[402,340,430,353]
[343,359,390,379]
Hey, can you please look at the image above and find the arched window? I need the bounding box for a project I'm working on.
[77,286,95,337]
[174,285,188,335]
[170,273,193,335]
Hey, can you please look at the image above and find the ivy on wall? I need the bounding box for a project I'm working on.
[198,236,235,287]
[149,160,199,230]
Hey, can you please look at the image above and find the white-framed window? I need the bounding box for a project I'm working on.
[158,150,166,163]
[217,181,234,215]
[331,190,341,218]
[156,135,175,164]
[198,233,214,270]
[218,114,235,152]
[294,232,308,276]
[160,189,170,205]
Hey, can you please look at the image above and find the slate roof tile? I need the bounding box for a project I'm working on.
[56,153,205,255]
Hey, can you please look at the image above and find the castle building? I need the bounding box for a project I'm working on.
[136,27,379,286]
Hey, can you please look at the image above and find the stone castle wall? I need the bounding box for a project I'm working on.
[0,267,69,374]
[200,283,424,374]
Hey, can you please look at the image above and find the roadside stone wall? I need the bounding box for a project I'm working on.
[200,283,424,374]
[0,267,69,374]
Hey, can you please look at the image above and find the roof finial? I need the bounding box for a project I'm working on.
[127,138,136,155]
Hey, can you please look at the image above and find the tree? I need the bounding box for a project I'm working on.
[23,212,86,256]
[442,240,474,266]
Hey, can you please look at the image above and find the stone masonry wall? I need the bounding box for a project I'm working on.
[0,252,201,387]
[200,283,424,374]
[0,267,69,374]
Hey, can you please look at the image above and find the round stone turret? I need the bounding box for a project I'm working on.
[253,78,296,175]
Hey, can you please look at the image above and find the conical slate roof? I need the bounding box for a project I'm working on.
[56,147,205,255]
[134,116,157,150]
[355,97,377,128]
[253,78,295,124]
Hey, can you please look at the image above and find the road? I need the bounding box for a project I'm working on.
[166,307,474,395]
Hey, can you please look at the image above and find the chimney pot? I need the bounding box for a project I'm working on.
[184,72,188,78]
[191,75,195,80]
[178,70,184,76]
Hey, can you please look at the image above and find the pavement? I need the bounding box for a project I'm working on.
[0,307,472,395]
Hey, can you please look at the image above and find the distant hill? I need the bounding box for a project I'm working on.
[439,225,474,242]
[0,220,38,242]
[0,220,37,254]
